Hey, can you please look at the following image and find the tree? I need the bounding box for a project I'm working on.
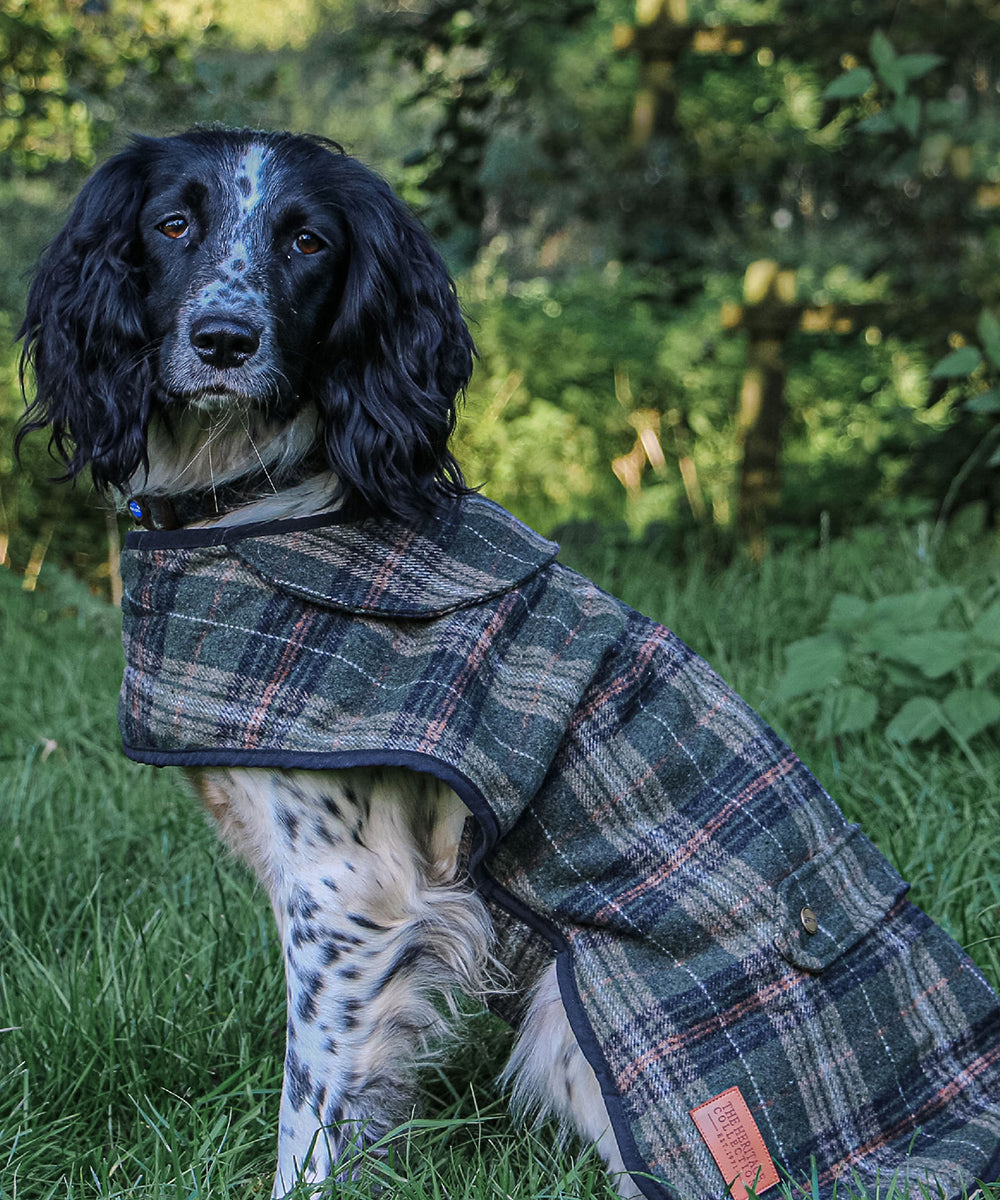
[0,0,200,176]
[372,0,1000,539]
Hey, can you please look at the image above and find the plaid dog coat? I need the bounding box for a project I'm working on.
[119,495,1000,1200]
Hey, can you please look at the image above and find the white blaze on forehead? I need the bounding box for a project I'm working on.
[235,143,269,220]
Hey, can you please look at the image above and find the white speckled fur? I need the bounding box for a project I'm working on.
[187,649,628,1196]
[191,764,495,1193]
[504,965,644,1199]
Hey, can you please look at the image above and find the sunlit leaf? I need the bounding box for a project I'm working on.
[893,94,920,137]
[869,29,897,71]
[942,689,1000,740]
[823,69,874,101]
[858,110,898,134]
[886,696,944,743]
[868,587,957,631]
[882,631,968,679]
[931,346,982,378]
[897,53,945,82]
[870,30,906,95]
[965,388,1000,413]
[976,310,1000,369]
[776,635,846,701]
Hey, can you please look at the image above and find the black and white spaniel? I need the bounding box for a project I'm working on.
[18,129,632,1198]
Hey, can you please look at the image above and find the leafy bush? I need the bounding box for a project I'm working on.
[777,583,1000,748]
[456,255,942,539]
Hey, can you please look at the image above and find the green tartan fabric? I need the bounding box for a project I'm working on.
[119,496,1000,1200]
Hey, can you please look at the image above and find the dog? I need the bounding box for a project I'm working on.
[17,127,633,1197]
[18,129,1000,1200]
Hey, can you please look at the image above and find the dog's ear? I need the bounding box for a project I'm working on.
[16,142,153,492]
[317,162,476,521]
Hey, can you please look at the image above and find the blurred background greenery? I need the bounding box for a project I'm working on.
[2,0,999,589]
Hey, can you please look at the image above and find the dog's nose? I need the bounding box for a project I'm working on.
[190,315,261,368]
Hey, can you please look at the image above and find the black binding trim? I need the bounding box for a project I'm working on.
[123,506,361,550]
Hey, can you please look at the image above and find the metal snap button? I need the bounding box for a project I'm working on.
[800,906,819,935]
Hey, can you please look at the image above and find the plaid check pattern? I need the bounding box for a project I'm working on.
[119,496,1000,1200]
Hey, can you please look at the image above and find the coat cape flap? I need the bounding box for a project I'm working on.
[227,495,560,617]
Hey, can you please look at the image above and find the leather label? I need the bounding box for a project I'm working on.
[690,1086,779,1199]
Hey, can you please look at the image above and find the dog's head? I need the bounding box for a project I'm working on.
[17,128,475,521]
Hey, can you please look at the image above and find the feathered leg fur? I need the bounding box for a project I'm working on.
[504,963,644,1199]
[189,765,493,1196]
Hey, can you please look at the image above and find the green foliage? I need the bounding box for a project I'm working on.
[458,261,652,529]
[822,23,1000,522]
[777,581,1000,751]
[362,0,603,234]
[932,345,984,380]
[455,260,758,532]
[453,249,956,538]
[2,0,1000,573]
[822,68,874,102]
[0,0,201,174]
[822,30,945,138]
[927,312,1000,469]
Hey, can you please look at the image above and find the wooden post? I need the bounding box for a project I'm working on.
[734,262,794,555]
[621,0,690,147]
[613,4,779,149]
[721,262,883,556]
[105,508,123,607]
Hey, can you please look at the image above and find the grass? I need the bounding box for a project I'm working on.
[1,520,998,1199]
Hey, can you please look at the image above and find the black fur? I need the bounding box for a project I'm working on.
[17,128,475,521]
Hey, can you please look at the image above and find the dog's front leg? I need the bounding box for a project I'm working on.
[190,766,491,1197]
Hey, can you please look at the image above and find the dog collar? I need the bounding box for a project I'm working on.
[126,450,329,530]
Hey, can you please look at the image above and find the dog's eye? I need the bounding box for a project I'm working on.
[293,230,324,256]
[157,216,189,240]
